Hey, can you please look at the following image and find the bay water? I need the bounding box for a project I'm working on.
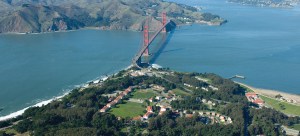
[0,0,299,118]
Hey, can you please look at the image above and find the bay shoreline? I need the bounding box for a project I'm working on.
[236,82,300,106]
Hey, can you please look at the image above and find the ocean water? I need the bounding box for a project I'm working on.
[0,30,141,117]
[0,0,300,118]
[159,0,300,93]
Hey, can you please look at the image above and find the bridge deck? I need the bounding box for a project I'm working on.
[133,20,171,65]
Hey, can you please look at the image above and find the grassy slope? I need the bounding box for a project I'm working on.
[240,83,300,116]
[172,89,191,96]
[132,89,157,99]
[110,101,145,118]
[291,124,300,131]
[260,95,300,116]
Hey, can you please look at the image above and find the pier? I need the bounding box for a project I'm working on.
[229,75,246,80]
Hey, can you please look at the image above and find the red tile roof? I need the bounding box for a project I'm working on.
[254,98,264,104]
[186,114,193,118]
[246,92,257,97]
[143,112,153,118]
[100,106,109,112]
[147,106,153,112]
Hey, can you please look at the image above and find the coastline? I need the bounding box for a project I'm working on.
[236,82,300,106]
[0,20,225,35]
[0,65,133,122]
[0,93,68,121]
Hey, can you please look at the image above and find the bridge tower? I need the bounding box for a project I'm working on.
[162,11,167,32]
[143,18,149,56]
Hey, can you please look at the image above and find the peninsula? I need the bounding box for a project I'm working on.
[0,67,299,135]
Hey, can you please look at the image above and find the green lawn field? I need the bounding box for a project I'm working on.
[172,89,191,96]
[110,101,146,118]
[260,95,300,116]
[291,124,300,131]
[132,89,157,99]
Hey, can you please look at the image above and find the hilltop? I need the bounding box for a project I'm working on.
[0,67,299,135]
[0,0,227,34]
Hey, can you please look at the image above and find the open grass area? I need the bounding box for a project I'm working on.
[290,124,300,131]
[260,95,300,116]
[172,89,191,96]
[110,101,145,118]
[240,84,254,93]
[3,129,19,135]
[132,89,157,99]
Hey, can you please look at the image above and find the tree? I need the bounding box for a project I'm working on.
[0,131,9,136]
[14,119,32,133]
[275,94,282,99]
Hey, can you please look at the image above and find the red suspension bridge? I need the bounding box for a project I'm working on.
[132,12,176,67]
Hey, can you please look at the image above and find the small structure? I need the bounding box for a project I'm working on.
[152,85,165,91]
[227,117,232,123]
[220,116,225,122]
[245,92,264,107]
[209,85,219,91]
[143,112,153,120]
[107,101,117,108]
[186,114,193,118]
[245,92,258,99]
[159,106,167,115]
[147,106,153,112]
[155,96,162,101]
[149,97,153,102]
[100,106,109,113]
[253,98,264,106]
[184,83,192,88]
[143,106,154,120]
[201,87,209,91]
[211,112,216,117]
[114,97,121,103]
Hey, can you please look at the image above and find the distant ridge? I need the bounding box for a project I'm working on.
[0,0,226,33]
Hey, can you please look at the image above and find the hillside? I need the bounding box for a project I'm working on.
[228,0,299,8]
[0,0,227,34]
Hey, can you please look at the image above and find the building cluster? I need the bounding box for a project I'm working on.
[100,87,132,113]
[143,106,154,120]
[201,99,216,106]
[276,95,297,104]
[129,69,153,77]
[150,84,165,92]
[198,111,232,124]
[245,92,265,107]
[201,85,219,92]
[181,110,232,124]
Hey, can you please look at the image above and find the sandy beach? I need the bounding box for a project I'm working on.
[236,82,300,106]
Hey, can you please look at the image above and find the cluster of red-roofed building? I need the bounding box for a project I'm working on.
[245,92,265,107]
[159,106,167,115]
[143,106,154,119]
[100,87,132,113]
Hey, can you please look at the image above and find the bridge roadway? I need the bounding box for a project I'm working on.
[132,20,172,66]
